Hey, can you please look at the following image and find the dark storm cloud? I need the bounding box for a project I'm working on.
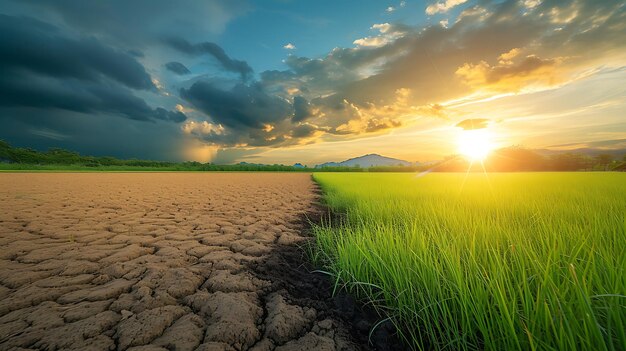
[456,119,490,130]
[181,81,291,129]
[291,123,319,138]
[0,1,246,161]
[179,80,333,147]
[153,108,187,123]
[128,49,145,58]
[0,109,186,161]
[260,70,297,84]
[0,14,185,124]
[259,70,305,95]
[292,96,313,122]
[0,14,155,91]
[0,72,185,123]
[165,37,253,80]
[165,61,191,75]
[12,0,250,46]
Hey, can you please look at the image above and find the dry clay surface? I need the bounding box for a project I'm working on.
[0,173,363,351]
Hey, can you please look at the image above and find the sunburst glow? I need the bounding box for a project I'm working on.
[458,129,494,161]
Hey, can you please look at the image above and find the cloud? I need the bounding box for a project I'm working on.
[182,120,225,136]
[277,24,413,95]
[416,104,448,119]
[178,78,403,147]
[165,61,191,75]
[12,0,250,45]
[0,3,255,160]
[165,37,253,80]
[0,73,186,123]
[353,37,388,47]
[315,0,625,112]
[372,23,392,33]
[291,123,322,139]
[353,23,407,48]
[3,0,625,162]
[0,14,154,91]
[0,14,185,124]
[283,43,296,50]
[426,0,469,15]
[0,108,187,161]
[456,118,490,130]
[293,96,313,122]
[181,81,291,129]
[193,0,624,152]
[498,48,521,63]
[153,108,187,123]
[180,80,314,147]
[387,1,406,13]
[456,54,563,93]
[366,118,402,132]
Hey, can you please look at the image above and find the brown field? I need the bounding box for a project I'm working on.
[0,173,381,351]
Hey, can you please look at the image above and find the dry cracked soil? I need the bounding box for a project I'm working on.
[0,173,404,351]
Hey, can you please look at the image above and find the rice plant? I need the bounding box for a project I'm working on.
[312,173,626,350]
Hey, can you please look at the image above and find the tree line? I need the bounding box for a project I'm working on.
[0,140,307,171]
[1,140,624,172]
[434,146,626,172]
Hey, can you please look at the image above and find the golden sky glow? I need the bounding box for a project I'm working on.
[190,1,626,165]
[222,65,626,165]
[1,1,624,164]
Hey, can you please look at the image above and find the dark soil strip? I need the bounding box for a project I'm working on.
[247,209,409,351]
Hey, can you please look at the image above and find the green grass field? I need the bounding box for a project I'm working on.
[312,173,626,350]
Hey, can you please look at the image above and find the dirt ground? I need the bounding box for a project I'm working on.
[0,173,402,351]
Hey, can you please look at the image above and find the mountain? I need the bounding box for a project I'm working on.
[315,154,413,168]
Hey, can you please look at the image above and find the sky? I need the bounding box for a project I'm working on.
[1,0,625,165]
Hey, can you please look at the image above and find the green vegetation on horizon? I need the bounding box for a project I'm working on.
[0,140,310,172]
[312,173,626,350]
[0,140,395,172]
[2,140,625,172]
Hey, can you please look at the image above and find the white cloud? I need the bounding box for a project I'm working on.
[353,23,406,48]
[353,36,388,47]
[426,0,468,15]
[283,43,296,50]
[372,23,392,33]
[182,121,225,135]
[400,1,407,7]
[524,0,541,9]
[386,6,395,13]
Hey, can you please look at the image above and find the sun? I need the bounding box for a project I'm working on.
[458,129,494,161]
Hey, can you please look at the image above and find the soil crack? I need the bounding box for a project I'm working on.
[0,173,406,351]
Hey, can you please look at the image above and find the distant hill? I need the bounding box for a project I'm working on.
[315,153,413,168]
[538,139,626,158]
[537,147,626,158]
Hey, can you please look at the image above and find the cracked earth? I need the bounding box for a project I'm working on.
[0,173,401,351]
